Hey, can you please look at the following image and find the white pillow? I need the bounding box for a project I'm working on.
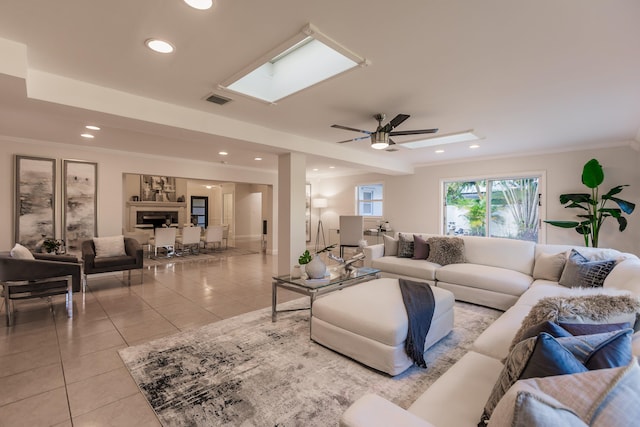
[93,235,126,258]
[10,243,35,260]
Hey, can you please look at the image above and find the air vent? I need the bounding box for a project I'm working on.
[385,148,399,152]
[206,94,233,105]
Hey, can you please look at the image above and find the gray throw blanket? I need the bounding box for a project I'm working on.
[399,278,436,369]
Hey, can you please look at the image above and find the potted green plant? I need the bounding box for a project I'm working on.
[297,245,337,279]
[42,238,62,254]
[544,158,635,247]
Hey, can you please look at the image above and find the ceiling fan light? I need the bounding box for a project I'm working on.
[370,132,389,150]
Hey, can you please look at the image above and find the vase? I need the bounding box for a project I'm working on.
[305,255,327,279]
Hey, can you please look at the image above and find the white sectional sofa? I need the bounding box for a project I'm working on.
[343,234,640,427]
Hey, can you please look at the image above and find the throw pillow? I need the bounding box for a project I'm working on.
[514,320,630,347]
[397,233,414,258]
[558,249,616,288]
[93,235,126,258]
[412,234,429,260]
[383,234,398,257]
[532,252,567,281]
[426,236,465,266]
[488,358,640,427]
[481,329,633,423]
[510,294,640,348]
[10,243,35,260]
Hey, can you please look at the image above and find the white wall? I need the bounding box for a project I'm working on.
[311,145,640,255]
[1,137,277,251]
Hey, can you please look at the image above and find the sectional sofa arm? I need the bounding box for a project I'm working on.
[363,244,385,268]
[340,394,434,427]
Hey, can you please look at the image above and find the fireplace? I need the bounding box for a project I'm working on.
[136,211,179,229]
[126,201,187,231]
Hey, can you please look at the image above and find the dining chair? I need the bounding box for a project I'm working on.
[339,215,364,258]
[201,225,223,252]
[176,226,202,255]
[153,227,177,258]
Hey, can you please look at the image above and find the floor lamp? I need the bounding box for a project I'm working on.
[313,198,327,252]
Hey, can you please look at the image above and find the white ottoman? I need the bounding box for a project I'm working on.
[311,277,455,376]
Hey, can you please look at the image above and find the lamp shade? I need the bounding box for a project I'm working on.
[313,198,328,208]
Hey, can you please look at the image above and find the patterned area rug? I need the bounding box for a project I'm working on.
[120,300,501,426]
[143,247,259,267]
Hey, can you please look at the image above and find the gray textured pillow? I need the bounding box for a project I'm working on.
[558,249,616,288]
[533,252,567,281]
[489,359,640,427]
[383,234,398,256]
[511,294,640,348]
[397,233,414,258]
[426,237,465,266]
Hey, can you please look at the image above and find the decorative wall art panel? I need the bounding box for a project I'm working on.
[14,155,56,248]
[63,160,97,252]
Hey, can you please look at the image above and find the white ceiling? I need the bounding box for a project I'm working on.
[0,0,639,178]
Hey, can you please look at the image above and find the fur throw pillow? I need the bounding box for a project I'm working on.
[511,294,640,350]
[426,236,465,266]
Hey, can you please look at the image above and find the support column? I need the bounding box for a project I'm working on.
[277,153,306,276]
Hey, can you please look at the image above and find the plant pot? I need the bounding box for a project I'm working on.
[305,255,327,279]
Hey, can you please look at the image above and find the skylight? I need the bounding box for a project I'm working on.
[220,24,369,103]
[399,130,480,149]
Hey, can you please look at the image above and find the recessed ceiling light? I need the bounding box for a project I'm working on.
[254,157,262,161]
[221,24,368,103]
[80,133,94,139]
[145,39,174,54]
[205,185,213,189]
[183,0,213,10]
[329,166,335,169]
[218,151,228,156]
[313,168,319,172]
[399,130,480,149]
[85,125,100,131]
[469,144,480,149]
[435,149,445,153]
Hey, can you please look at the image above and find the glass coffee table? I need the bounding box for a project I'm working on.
[271,267,380,322]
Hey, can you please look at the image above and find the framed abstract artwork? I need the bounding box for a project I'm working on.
[141,175,177,202]
[306,183,311,242]
[14,155,56,248]
[63,160,98,252]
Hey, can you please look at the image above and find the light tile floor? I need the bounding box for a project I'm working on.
[0,242,300,426]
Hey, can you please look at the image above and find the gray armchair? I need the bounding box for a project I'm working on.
[82,237,143,286]
[0,252,81,325]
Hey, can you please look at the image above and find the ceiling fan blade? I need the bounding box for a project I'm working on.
[388,114,410,129]
[331,124,371,134]
[336,135,370,143]
[389,128,439,136]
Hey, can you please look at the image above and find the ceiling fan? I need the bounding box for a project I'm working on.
[332,113,438,150]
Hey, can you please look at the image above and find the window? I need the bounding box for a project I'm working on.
[357,184,383,217]
[443,176,541,242]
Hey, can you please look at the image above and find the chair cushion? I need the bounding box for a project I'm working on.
[93,235,126,258]
[94,255,136,269]
[10,243,34,260]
